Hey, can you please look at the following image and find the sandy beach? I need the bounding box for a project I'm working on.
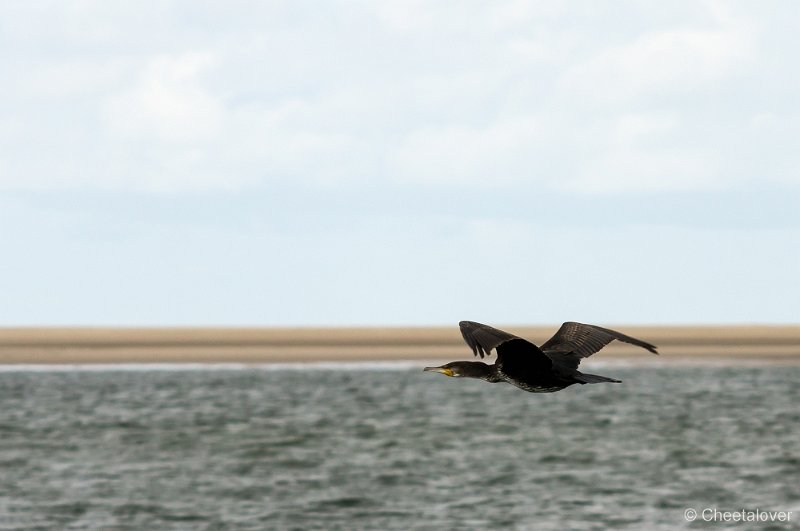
[0,325,798,365]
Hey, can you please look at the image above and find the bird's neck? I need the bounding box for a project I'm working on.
[463,362,503,383]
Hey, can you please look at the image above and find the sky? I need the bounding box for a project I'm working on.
[1,1,799,326]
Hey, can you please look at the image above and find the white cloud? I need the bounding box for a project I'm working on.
[568,112,721,193]
[388,116,544,184]
[102,53,223,144]
[0,1,798,195]
[573,148,719,194]
[17,59,129,100]
[559,5,755,104]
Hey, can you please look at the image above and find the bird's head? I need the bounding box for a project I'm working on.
[423,362,460,377]
[423,361,494,379]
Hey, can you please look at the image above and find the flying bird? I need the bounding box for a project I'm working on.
[424,321,658,393]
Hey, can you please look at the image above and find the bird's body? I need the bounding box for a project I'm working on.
[424,321,658,393]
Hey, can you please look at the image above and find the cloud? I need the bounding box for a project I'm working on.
[102,53,223,144]
[388,116,545,185]
[573,148,719,194]
[1,1,797,196]
[568,112,721,193]
[558,3,756,103]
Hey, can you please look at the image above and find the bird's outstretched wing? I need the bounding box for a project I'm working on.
[458,321,552,373]
[459,320,520,358]
[540,322,658,369]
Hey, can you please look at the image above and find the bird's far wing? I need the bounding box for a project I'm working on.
[540,322,658,368]
[458,321,552,371]
[459,321,520,358]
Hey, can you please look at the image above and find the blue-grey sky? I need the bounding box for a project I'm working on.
[1,1,799,326]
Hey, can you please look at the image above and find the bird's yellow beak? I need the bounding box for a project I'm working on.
[423,366,454,377]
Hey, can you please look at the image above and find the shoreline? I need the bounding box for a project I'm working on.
[1,325,799,365]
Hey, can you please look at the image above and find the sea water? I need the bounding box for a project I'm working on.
[0,364,798,530]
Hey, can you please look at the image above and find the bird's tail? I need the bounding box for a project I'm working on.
[575,372,621,384]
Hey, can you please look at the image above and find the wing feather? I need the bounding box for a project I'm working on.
[458,320,520,358]
[540,322,658,369]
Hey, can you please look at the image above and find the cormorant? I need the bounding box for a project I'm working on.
[424,321,658,393]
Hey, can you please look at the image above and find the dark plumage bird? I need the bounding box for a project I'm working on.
[424,321,658,393]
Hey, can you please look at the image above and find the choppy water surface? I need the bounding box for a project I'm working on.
[0,365,798,530]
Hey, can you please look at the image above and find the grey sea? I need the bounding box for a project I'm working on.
[0,364,798,530]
